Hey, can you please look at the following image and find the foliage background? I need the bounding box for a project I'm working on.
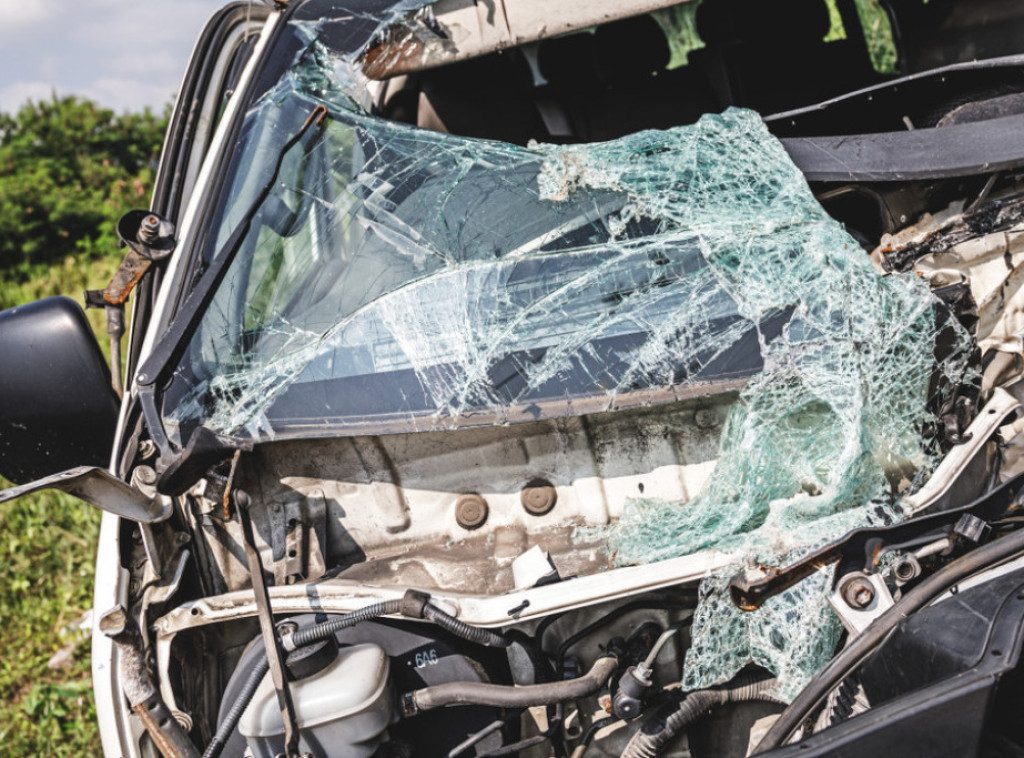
[0,96,167,755]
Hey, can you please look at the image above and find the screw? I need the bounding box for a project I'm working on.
[455,493,489,530]
[841,577,875,609]
[139,215,161,244]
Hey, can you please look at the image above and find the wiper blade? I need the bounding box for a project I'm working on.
[134,104,329,473]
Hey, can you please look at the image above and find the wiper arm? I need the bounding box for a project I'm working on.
[134,104,329,480]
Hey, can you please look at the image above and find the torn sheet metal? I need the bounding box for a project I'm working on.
[885,194,1024,355]
[161,6,972,700]
[361,0,698,79]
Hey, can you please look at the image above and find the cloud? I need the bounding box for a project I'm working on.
[0,81,58,112]
[0,0,227,113]
[0,0,57,30]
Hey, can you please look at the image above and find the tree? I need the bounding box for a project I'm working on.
[0,96,168,272]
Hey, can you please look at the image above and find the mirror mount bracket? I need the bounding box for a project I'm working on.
[0,466,172,524]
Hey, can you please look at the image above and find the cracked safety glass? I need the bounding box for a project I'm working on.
[163,23,811,442]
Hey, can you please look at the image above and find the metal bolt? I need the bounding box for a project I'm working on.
[134,465,157,485]
[138,440,157,460]
[841,576,875,609]
[521,478,557,516]
[455,493,489,530]
[139,215,161,244]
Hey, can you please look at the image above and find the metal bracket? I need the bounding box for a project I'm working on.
[0,466,171,523]
[904,387,1021,515]
[730,469,1024,611]
[829,571,895,636]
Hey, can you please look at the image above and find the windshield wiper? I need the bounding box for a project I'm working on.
[134,104,329,490]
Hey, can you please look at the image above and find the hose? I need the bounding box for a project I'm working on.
[753,524,1024,753]
[424,604,509,647]
[202,659,270,758]
[621,671,783,758]
[408,655,618,712]
[570,716,619,758]
[287,599,402,648]
[204,596,509,758]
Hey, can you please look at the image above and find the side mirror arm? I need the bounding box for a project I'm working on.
[0,466,172,524]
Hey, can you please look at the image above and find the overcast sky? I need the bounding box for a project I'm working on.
[0,0,233,114]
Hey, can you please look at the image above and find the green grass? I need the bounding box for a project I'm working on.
[0,485,103,754]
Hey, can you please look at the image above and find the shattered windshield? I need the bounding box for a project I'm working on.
[163,17,802,442]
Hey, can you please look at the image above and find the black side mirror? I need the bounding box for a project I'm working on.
[0,296,120,483]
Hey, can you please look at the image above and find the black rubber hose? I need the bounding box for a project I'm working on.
[288,599,403,648]
[202,659,269,758]
[753,525,1024,753]
[410,655,618,712]
[570,716,619,758]
[622,671,782,758]
[424,604,509,647]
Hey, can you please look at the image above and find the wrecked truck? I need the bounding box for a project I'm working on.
[7,0,1024,755]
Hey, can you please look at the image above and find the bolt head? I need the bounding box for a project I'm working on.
[520,478,557,516]
[135,465,157,485]
[455,493,489,530]
[841,577,875,609]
